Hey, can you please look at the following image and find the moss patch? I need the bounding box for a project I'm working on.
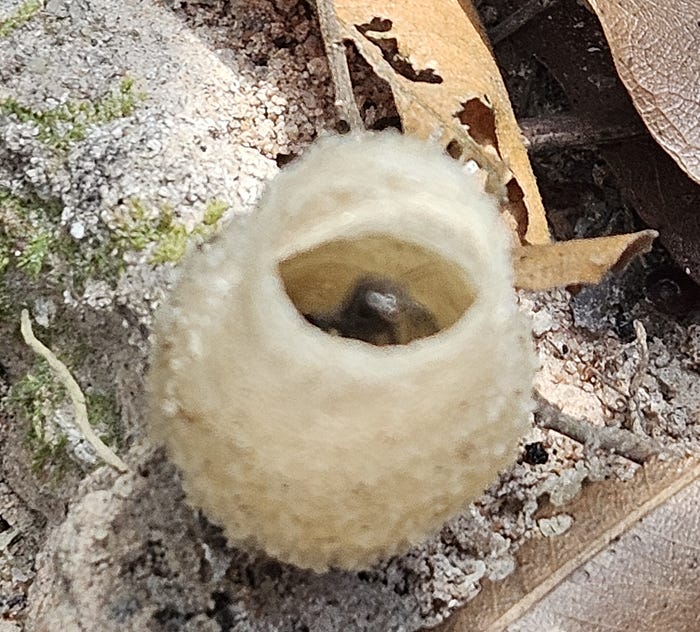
[0,77,147,290]
[115,198,228,265]
[0,79,226,314]
[0,78,144,151]
[0,239,10,275]
[1,187,82,283]
[5,361,71,475]
[85,389,122,449]
[16,230,56,279]
[0,188,67,318]
[5,358,123,476]
[0,188,229,314]
[0,0,41,38]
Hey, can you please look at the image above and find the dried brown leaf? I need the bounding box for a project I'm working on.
[331,0,550,245]
[325,0,658,289]
[435,455,700,632]
[510,0,700,283]
[588,0,700,184]
[509,476,700,632]
[513,229,657,290]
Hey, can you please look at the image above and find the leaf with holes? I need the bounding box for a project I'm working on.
[332,0,549,246]
[327,0,658,290]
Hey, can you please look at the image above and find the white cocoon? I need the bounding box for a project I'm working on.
[148,132,536,571]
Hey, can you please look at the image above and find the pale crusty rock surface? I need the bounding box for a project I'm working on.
[0,0,699,631]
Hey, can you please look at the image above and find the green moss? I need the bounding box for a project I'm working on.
[0,190,229,310]
[0,77,146,290]
[0,189,58,314]
[0,0,41,38]
[5,362,124,475]
[115,197,228,265]
[1,188,69,279]
[85,389,123,448]
[30,434,70,476]
[0,187,123,293]
[0,78,144,151]
[6,362,62,416]
[112,199,161,252]
[5,361,71,474]
[0,64,228,291]
[150,226,189,264]
[0,186,62,220]
[0,241,9,275]
[16,230,56,278]
[203,198,228,226]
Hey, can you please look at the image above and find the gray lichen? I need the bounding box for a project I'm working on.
[0,78,144,151]
[0,0,41,39]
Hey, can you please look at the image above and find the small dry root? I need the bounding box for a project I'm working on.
[624,320,649,435]
[20,309,128,473]
[534,390,665,465]
[314,0,363,130]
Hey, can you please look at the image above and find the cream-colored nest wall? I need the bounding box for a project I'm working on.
[148,132,536,571]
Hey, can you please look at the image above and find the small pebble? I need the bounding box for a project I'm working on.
[538,514,574,537]
[70,221,85,239]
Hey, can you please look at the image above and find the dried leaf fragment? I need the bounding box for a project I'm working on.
[331,0,550,245]
[588,0,700,184]
[510,0,700,282]
[513,229,657,290]
[514,476,700,631]
[436,455,700,631]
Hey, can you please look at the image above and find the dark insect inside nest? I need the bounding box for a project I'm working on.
[304,276,440,346]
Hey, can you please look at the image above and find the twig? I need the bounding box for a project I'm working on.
[488,0,559,45]
[20,309,128,473]
[585,365,629,404]
[314,0,363,130]
[0,527,19,551]
[519,115,646,152]
[534,391,664,465]
[624,320,649,434]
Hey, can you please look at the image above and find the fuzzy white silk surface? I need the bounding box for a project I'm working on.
[148,132,536,570]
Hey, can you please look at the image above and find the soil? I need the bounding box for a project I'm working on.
[0,0,698,630]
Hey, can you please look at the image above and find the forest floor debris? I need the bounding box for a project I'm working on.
[0,0,698,630]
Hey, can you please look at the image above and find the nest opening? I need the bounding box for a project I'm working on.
[278,234,476,345]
